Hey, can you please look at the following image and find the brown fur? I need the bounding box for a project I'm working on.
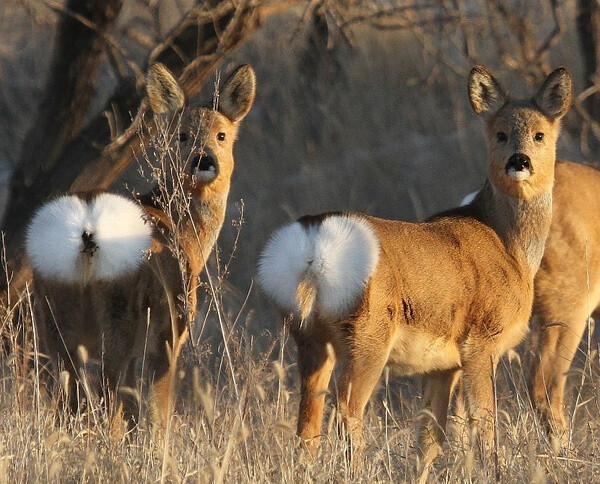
[529,160,600,448]
[32,64,256,429]
[279,67,572,478]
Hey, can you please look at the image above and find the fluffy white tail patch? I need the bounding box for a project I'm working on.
[26,193,153,284]
[258,214,380,321]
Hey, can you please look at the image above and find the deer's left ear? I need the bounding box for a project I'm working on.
[219,65,256,122]
[146,63,186,115]
[534,67,572,120]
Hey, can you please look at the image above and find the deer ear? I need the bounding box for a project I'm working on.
[219,65,256,122]
[146,63,185,115]
[468,66,508,119]
[534,67,572,119]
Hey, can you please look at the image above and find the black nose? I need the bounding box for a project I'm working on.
[505,153,531,172]
[191,153,217,172]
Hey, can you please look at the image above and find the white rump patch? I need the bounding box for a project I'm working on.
[460,190,478,206]
[258,214,380,321]
[26,193,153,283]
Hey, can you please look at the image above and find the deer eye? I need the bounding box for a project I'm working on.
[179,132,188,143]
[496,132,507,143]
[217,132,226,141]
[534,132,544,142]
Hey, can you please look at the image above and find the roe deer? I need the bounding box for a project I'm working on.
[462,161,600,450]
[258,66,572,477]
[26,63,256,428]
[528,161,600,448]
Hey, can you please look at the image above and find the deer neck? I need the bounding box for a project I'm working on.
[180,190,229,274]
[145,185,229,277]
[476,180,553,277]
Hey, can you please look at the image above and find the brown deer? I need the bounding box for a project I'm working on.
[525,160,600,449]
[26,63,256,428]
[258,66,572,477]
[461,153,600,451]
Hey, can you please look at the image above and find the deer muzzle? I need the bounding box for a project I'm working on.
[505,153,531,180]
[191,152,219,182]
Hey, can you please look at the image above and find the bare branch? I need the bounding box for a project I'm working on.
[535,0,565,64]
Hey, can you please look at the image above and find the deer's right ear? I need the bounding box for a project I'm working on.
[468,66,507,119]
[146,63,185,115]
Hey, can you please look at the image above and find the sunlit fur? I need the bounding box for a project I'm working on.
[528,160,600,448]
[463,160,600,451]
[485,103,559,201]
[29,63,256,430]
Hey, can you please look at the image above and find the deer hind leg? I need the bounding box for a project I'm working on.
[38,300,83,417]
[52,341,89,417]
[107,358,140,433]
[417,368,461,482]
[293,323,336,455]
[336,335,390,469]
[530,309,590,448]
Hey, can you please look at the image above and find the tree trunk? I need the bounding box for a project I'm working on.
[578,0,600,117]
[7,0,123,219]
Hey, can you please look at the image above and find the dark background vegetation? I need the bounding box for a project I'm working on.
[2,0,600,350]
[2,1,599,306]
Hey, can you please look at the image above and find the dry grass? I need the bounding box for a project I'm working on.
[2,281,600,482]
[3,1,600,482]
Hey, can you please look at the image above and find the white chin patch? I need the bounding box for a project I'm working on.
[506,168,531,180]
[193,167,217,182]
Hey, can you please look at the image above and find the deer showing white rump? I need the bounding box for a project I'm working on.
[258,66,572,479]
[27,62,256,430]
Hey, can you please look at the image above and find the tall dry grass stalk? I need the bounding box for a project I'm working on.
[2,138,600,480]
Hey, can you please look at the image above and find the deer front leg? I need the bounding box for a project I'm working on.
[293,325,336,455]
[147,284,188,430]
[150,327,188,430]
[147,349,174,428]
[447,371,469,451]
[461,348,498,465]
